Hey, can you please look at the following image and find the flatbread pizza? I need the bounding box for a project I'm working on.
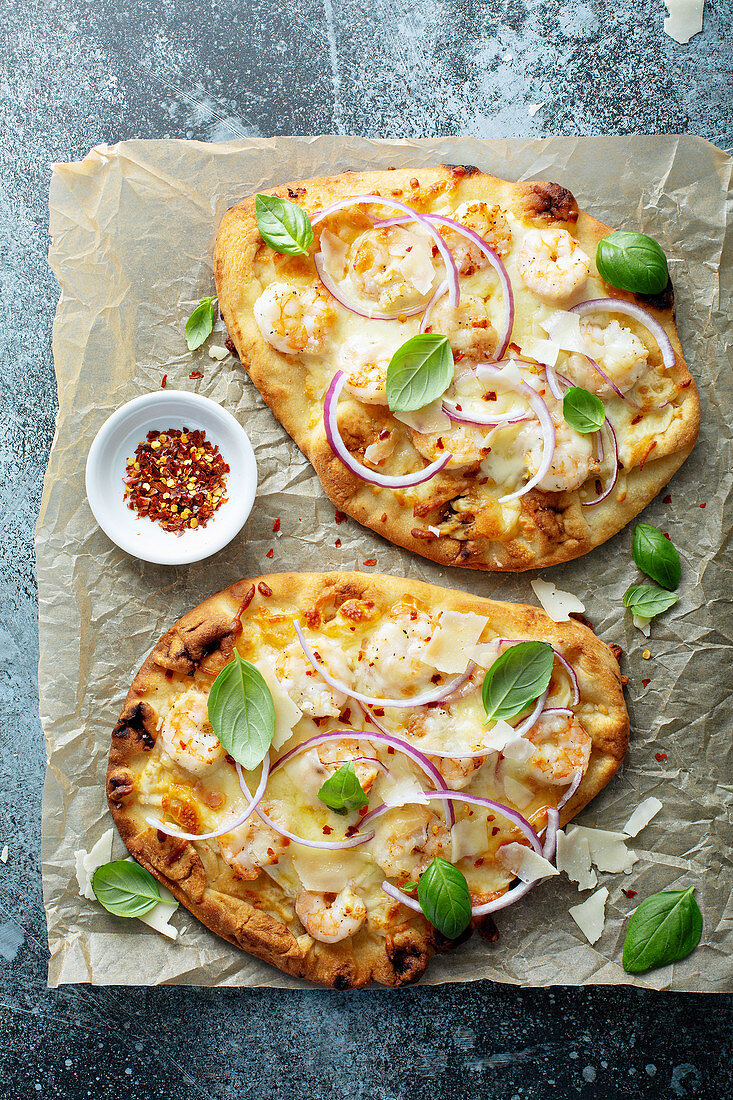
[107,571,629,988]
[214,165,699,571]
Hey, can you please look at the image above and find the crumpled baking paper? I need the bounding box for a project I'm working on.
[38,135,732,990]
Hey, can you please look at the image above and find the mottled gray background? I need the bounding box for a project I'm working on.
[1,0,732,1096]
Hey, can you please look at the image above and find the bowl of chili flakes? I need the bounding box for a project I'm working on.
[85,390,257,565]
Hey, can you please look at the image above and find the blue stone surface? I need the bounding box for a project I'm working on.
[1,0,731,1095]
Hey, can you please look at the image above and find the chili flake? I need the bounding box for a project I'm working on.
[622,889,637,899]
[161,374,167,388]
[642,649,651,660]
[273,517,281,533]
[265,548,274,559]
[655,752,668,762]
[123,426,229,534]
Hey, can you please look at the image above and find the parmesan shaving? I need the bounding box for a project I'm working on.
[258,664,304,750]
[539,310,588,355]
[521,336,559,367]
[380,772,430,809]
[571,826,638,873]
[423,609,490,673]
[74,828,114,901]
[0,845,7,864]
[500,842,559,883]
[530,577,585,622]
[393,399,451,435]
[568,886,608,944]
[623,796,663,837]
[664,0,704,44]
[451,814,489,863]
[292,847,369,893]
[632,612,652,637]
[556,828,598,891]
[501,737,535,762]
[208,344,229,361]
[502,775,534,809]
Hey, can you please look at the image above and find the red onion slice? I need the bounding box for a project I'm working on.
[471,805,560,917]
[145,753,271,841]
[324,371,453,486]
[557,767,584,810]
[418,280,448,334]
[582,417,618,507]
[569,298,675,371]
[543,359,567,401]
[426,790,541,853]
[293,620,474,709]
[510,687,550,738]
[311,194,460,307]
[314,252,428,321]
[382,880,423,914]
[580,353,628,402]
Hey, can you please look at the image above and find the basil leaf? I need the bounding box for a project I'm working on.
[632,523,681,590]
[92,860,161,918]
[385,334,454,413]
[318,762,369,815]
[482,641,555,723]
[185,296,216,351]
[255,194,314,256]
[417,857,472,939]
[622,886,702,974]
[207,652,275,770]
[563,386,606,434]
[596,231,669,295]
[623,583,678,620]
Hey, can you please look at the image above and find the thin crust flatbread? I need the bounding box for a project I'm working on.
[107,571,629,988]
[215,165,699,571]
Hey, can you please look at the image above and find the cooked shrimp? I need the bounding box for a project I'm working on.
[442,202,513,273]
[218,810,286,880]
[411,421,494,472]
[275,641,351,718]
[524,419,598,493]
[564,319,648,395]
[408,695,493,789]
[348,226,437,311]
[517,228,590,302]
[160,687,224,776]
[316,738,381,793]
[339,334,395,405]
[254,281,337,354]
[523,712,591,784]
[358,604,434,698]
[295,886,367,943]
[371,806,450,877]
[423,292,498,362]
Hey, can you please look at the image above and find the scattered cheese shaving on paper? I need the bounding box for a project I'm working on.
[556,828,598,891]
[500,842,559,883]
[530,577,586,622]
[571,825,638,873]
[74,828,114,900]
[664,0,704,44]
[208,344,229,361]
[632,612,652,637]
[623,796,663,837]
[569,886,608,944]
[0,845,7,863]
[528,103,545,116]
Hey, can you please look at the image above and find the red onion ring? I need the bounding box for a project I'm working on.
[582,417,618,507]
[311,194,460,307]
[471,805,560,917]
[569,298,675,371]
[510,686,550,738]
[145,752,271,841]
[557,768,584,810]
[293,620,475,710]
[418,279,448,334]
[324,371,453,486]
[579,353,628,402]
[543,360,567,401]
[313,252,428,321]
[442,361,533,426]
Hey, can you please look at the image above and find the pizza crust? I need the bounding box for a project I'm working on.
[214,165,699,571]
[107,571,629,988]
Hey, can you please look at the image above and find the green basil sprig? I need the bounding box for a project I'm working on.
[622,886,702,974]
[318,762,369,815]
[385,333,454,413]
[255,194,314,256]
[417,857,472,939]
[563,386,606,434]
[596,231,669,295]
[92,860,161,918]
[632,523,681,590]
[185,295,217,350]
[207,651,275,770]
[482,641,555,723]
[623,583,678,620]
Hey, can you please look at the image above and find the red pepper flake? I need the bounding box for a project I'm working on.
[345,824,359,838]
[663,493,672,504]
[265,548,274,559]
[700,502,706,508]
[663,533,671,541]
[123,426,229,534]
[160,373,168,388]
[189,370,204,380]
[373,708,385,717]
[622,889,637,899]
[358,804,368,816]
[380,512,387,523]
[335,510,346,524]
[322,825,333,835]
[272,517,281,532]
[258,581,272,597]
[474,857,485,867]
[334,537,342,548]
[164,669,173,680]
[655,752,668,762]
[642,678,651,688]
[363,558,377,567]
[491,826,500,836]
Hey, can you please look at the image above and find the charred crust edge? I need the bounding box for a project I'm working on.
[525,181,579,223]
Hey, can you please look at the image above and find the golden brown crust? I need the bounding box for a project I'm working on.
[107,571,629,988]
[214,165,700,572]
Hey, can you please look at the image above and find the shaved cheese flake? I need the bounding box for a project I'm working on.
[396,233,437,295]
[380,771,429,809]
[539,310,588,355]
[423,610,490,673]
[482,718,523,753]
[0,845,7,864]
[292,847,369,893]
[451,814,489,863]
[664,0,704,43]
[208,344,229,361]
[503,775,534,809]
[500,842,559,883]
[281,748,328,802]
[75,828,114,901]
[569,886,608,944]
[556,827,598,891]
[623,796,663,837]
[530,577,585,623]
[501,737,535,762]
[393,399,452,435]
[632,612,652,637]
[469,640,503,669]
[258,665,304,750]
[521,336,560,367]
[527,103,545,117]
[572,826,638,873]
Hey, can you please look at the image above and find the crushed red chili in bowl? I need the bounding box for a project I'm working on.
[123,427,229,534]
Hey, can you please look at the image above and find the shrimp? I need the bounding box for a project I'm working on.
[516,228,590,302]
[371,805,450,877]
[523,711,591,784]
[160,687,224,776]
[348,226,437,311]
[422,292,498,362]
[442,202,513,273]
[217,810,287,880]
[339,334,396,405]
[524,419,598,493]
[411,421,494,472]
[275,640,351,718]
[316,738,381,793]
[295,886,367,943]
[564,319,648,395]
[254,281,337,354]
[358,604,434,698]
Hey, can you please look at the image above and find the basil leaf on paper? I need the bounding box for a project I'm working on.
[185,295,217,350]
[632,523,681,590]
[622,886,702,974]
[482,641,554,723]
[92,860,161,918]
[207,651,275,770]
[563,386,606,434]
[318,762,369,816]
[596,231,669,295]
[417,858,472,940]
[385,333,454,413]
[255,194,314,256]
[623,583,678,620]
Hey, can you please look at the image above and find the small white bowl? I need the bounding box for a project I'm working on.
[85,390,257,565]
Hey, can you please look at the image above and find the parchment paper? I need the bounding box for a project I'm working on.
[38,135,732,991]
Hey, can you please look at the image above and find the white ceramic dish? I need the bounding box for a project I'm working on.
[85,390,257,565]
